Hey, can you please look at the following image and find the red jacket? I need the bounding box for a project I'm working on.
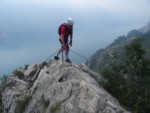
[59,23,73,41]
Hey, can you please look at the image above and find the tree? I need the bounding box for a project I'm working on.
[102,37,150,113]
[125,38,146,90]
[124,38,150,112]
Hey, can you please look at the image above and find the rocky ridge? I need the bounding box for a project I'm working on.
[2,60,130,113]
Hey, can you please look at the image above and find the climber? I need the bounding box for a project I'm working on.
[54,18,74,63]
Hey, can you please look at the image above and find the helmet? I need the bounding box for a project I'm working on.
[67,18,74,26]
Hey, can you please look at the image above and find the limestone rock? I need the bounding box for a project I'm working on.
[2,60,130,113]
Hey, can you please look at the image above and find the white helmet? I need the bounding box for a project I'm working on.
[67,18,74,26]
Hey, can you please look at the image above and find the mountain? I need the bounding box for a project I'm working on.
[139,22,150,33]
[86,22,150,73]
[1,60,130,113]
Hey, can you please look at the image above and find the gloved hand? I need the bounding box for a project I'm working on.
[63,45,68,50]
[69,40,72,47]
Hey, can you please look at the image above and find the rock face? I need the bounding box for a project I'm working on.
[2,60,130,113]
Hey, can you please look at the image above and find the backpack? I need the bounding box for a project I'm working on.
[58,23,72,35]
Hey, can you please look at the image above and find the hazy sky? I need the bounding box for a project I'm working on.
[0,0,150,76]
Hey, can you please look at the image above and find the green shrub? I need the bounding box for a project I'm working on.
[24,64,29,70]
[38,94,50,108]
[15,95,32,113]
[29,109,34,113]
[0,98,2,113]
[0,75,8,90]
[50,101,61,113]
[13,69,24,79]
[0,75,8,112]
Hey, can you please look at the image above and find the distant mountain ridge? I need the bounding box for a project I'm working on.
[139,22,150,33]
[86,22,150,73]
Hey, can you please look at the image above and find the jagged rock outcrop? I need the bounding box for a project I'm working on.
[2,60,130,113]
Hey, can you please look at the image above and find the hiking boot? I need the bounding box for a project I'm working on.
[54,56,59,60]
[65,58,71,63]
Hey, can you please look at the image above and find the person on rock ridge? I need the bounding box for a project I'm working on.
[54,18,74,63]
